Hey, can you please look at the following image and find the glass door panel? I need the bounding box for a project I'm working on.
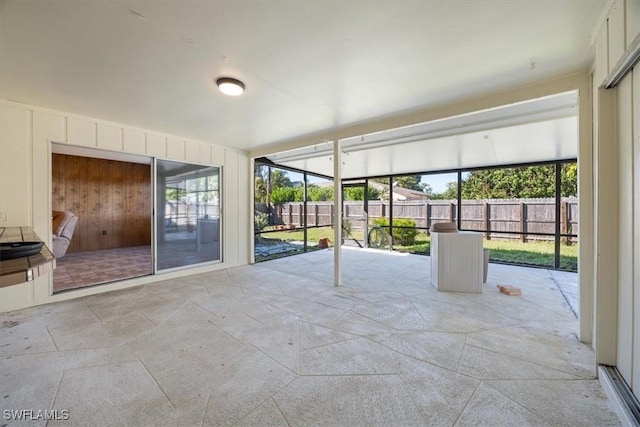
[342,180,370,248]
[156,159,221,271]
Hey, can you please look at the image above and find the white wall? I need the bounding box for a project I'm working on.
[591,0,640,394]
[0,100,250,312]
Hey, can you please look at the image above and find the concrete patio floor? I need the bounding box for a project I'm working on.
[1,248,619,426]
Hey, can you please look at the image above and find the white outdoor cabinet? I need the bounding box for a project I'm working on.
[430,231,483,293]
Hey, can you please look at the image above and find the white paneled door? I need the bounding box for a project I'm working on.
[617,66,639,397]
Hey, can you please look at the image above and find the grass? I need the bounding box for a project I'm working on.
[254,227,336,262]
[257,227,578,271]
[259,227,364,244]
[392,233,577,271]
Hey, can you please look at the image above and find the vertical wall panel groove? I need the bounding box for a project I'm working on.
[87,155,101,251]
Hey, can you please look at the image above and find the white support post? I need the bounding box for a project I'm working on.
[249,157,256,265]
[333,140,342,287]
[594,86,618,366]
[577,78,593,344]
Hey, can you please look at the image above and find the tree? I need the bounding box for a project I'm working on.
[254,164,268,181]
[270,187,303,204]
[393,175,424,192]
[344,186,381,201]
[255,166,296,203]
[307,186,334,201]
[560,163,577,197]
[254,176,267,203]
[372,175,426,193]
[431,182,458,200]
[254,165,268,203]
[459,164,577,199]
[270,170,292,188]
[420,182,433,196]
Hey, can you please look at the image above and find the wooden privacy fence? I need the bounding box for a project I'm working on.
[268,198,578,243]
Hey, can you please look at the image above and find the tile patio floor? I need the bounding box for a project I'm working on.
[0,248,619,426]
[53,246,153,292]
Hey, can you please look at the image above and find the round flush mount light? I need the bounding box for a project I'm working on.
[216,77,245,96]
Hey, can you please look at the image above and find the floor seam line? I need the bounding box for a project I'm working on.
[45,326,61,352]
[453,380,482,426]
[462,342,591,378]
[456,335,468,373]
[296,319,300,375]
[483,381,555,424]
[296,372,402,377]
[368,338,475,379]
[137,357,176,410]
[396,373,431,425]
[206,320,248,346]
[81,299,103,322]
[300,335,363,352]
[271,397,292,427]
[199,388,212,427]
[154,300,191,327]
[249,343,299,376]
[547,269,579,319]
[48,370,65,420]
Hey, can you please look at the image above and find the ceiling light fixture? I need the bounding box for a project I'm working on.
[216,77,245,96]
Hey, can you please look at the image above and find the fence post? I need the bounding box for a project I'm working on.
[485,202,491,240]
[330,204,334,228]
[288,204,293,225]
[426,202,431,230]
[450,202,455,222]
[561,200,568,245]
[520,202,526,243]
[299,203,303,226]
[314,204,319,226]
[482,200,491,240]
[422,203,427,229]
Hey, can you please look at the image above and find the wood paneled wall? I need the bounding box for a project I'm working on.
[52,154,151,253]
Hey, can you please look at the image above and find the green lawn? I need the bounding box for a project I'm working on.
[259,226,340,243]
[254,227,335,262]
[257,228,578,271]
[390,233,577,271]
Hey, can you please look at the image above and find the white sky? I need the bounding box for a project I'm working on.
[420,173,458,194]
[306,171,463,195]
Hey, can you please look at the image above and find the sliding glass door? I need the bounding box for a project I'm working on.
[156,160,221,271]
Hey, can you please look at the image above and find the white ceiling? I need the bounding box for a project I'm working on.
[0,1,605,153]
[267,91,579,178]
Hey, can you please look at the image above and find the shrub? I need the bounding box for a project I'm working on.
[373,218,418,246]
[307,186,334,201]
[270,187,302,204]
[254,212,269,232]
[342,218,352,237]
[343,186,381,201]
